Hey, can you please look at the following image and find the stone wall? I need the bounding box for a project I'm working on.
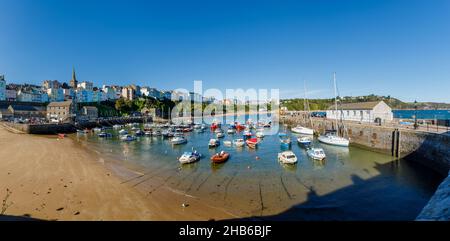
[416,172,450,220]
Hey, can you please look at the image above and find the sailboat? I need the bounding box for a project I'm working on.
[318,72,350,147]
[291,80,314,135]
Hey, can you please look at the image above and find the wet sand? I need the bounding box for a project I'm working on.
[0,125,236,220]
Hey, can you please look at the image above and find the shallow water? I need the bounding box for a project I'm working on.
[75,119,443,220]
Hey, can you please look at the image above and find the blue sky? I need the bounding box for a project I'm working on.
[1,0,449,102]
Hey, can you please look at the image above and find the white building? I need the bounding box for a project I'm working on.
[47,88,64,102]
[77,81,94,91]
[326,101,393,123]
[102,85,117,100]
[0,75,5,101]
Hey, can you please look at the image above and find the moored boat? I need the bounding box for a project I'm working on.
[297,136,312,146]
[208,139,220,148]
[291,126,314,135]
[179,150,202,164]
[118,129,128,135]
[216,132,225,138]
[223,140,232,146]
[233,139,245,147]
[120,134,136,142]
[318,131,349,147]
[171,136,187,145]
[211,151,230,163]
[307,148,326,160]
[278,151,298,164]
[246,138,259,148]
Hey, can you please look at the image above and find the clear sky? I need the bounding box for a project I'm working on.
[1,0,449,102]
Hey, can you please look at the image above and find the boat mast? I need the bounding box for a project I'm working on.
[333,72,339,135]
[304,80,313,128]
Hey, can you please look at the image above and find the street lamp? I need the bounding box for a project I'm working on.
[414,100,418,129]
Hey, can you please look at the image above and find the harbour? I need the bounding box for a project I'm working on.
[70,114,444,220]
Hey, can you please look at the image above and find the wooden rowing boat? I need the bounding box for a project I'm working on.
[211,152,230,163]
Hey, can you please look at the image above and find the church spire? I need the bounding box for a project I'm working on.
[72,67,77,82]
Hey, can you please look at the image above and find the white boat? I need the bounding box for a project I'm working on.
[216,132,225,138]
[208,139,220,148]
[318,73,350,147]
[118,129,128,135]
[278,151,298,164]
[92,127,102,133]
[233,139,245,147]
[318,133,349,147]
[98,132,112,138]
[214,128,223,133]
[223,140,232,146]
[171,136,187,145]
[179,150,201,164]
[297,136,312,145]
[120,135,136,141]
[291,126,314,135]
[307,148,326,160]
[112,124,122,129]
[193,124,201,129]
[227,129,236,134]
[256,131,264,138]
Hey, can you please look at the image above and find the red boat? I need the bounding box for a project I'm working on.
[236,124,246,131]
[246,138,259,149]
[211,151,230,163]
[210,124,218,131]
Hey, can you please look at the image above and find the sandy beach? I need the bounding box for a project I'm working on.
[0,125,236,221]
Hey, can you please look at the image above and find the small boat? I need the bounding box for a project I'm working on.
[211,151,230,163]
[98,132,112,138]
[297,136,312,146]
[131,127,140,131]
[291,126,314,135]
[120,135,136,141]
[318,131,349,147]
[223,140,232,146]
[112,124,122,129]
[76,129,85,134]
[214,128,223,133]
[193,124,202,129]
[233,139,245,147]
[144,131,152,136]
[307,148,326,160]
[246,138,259,148]
[179,150,202,164]
[171,136,187,145]
[279,133,291,145]
[263,122,272,128]
[256,131,264,138]
[208,139,220,148]
[227,129,236,134]
[118,129,128,135]
[152,130,162,136]
[92,127,102,133]
[243,130,252,139]
[162,130,174,138]
[216,132,225,138]
[278,151,298,164]
[135,130,145,136]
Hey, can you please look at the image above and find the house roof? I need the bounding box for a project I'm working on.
[82,106,98,110]
[9,105,45,112]
[327,101,383,110]
[47,100,72,107]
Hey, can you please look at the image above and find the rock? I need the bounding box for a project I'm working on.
[417,174,450,221]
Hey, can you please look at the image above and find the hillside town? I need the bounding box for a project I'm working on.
[0,70,217,124]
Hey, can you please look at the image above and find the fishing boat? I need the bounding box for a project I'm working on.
[211,151,230,163]
[216,132,225,138]
[171,136,187,145]
[279,133,291,146]
[297,136,312,146]
[118,129,128,135]
[318,73,350,147]
[208,139,220,148]
[307,148,326,160]
[291,126,314,135]
[246,138,259,148]
[179,150,202,164]
[120,135,136,142]
[98,132,112,138]
[278,151,298,164]
[223,140,232,146]
[233,139,245,147]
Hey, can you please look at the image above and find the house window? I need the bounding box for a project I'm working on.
[366,110,370,115]
[353,111,357,116]
[347,111,350,115]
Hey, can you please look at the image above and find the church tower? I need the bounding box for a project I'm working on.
[70,67,78,89]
